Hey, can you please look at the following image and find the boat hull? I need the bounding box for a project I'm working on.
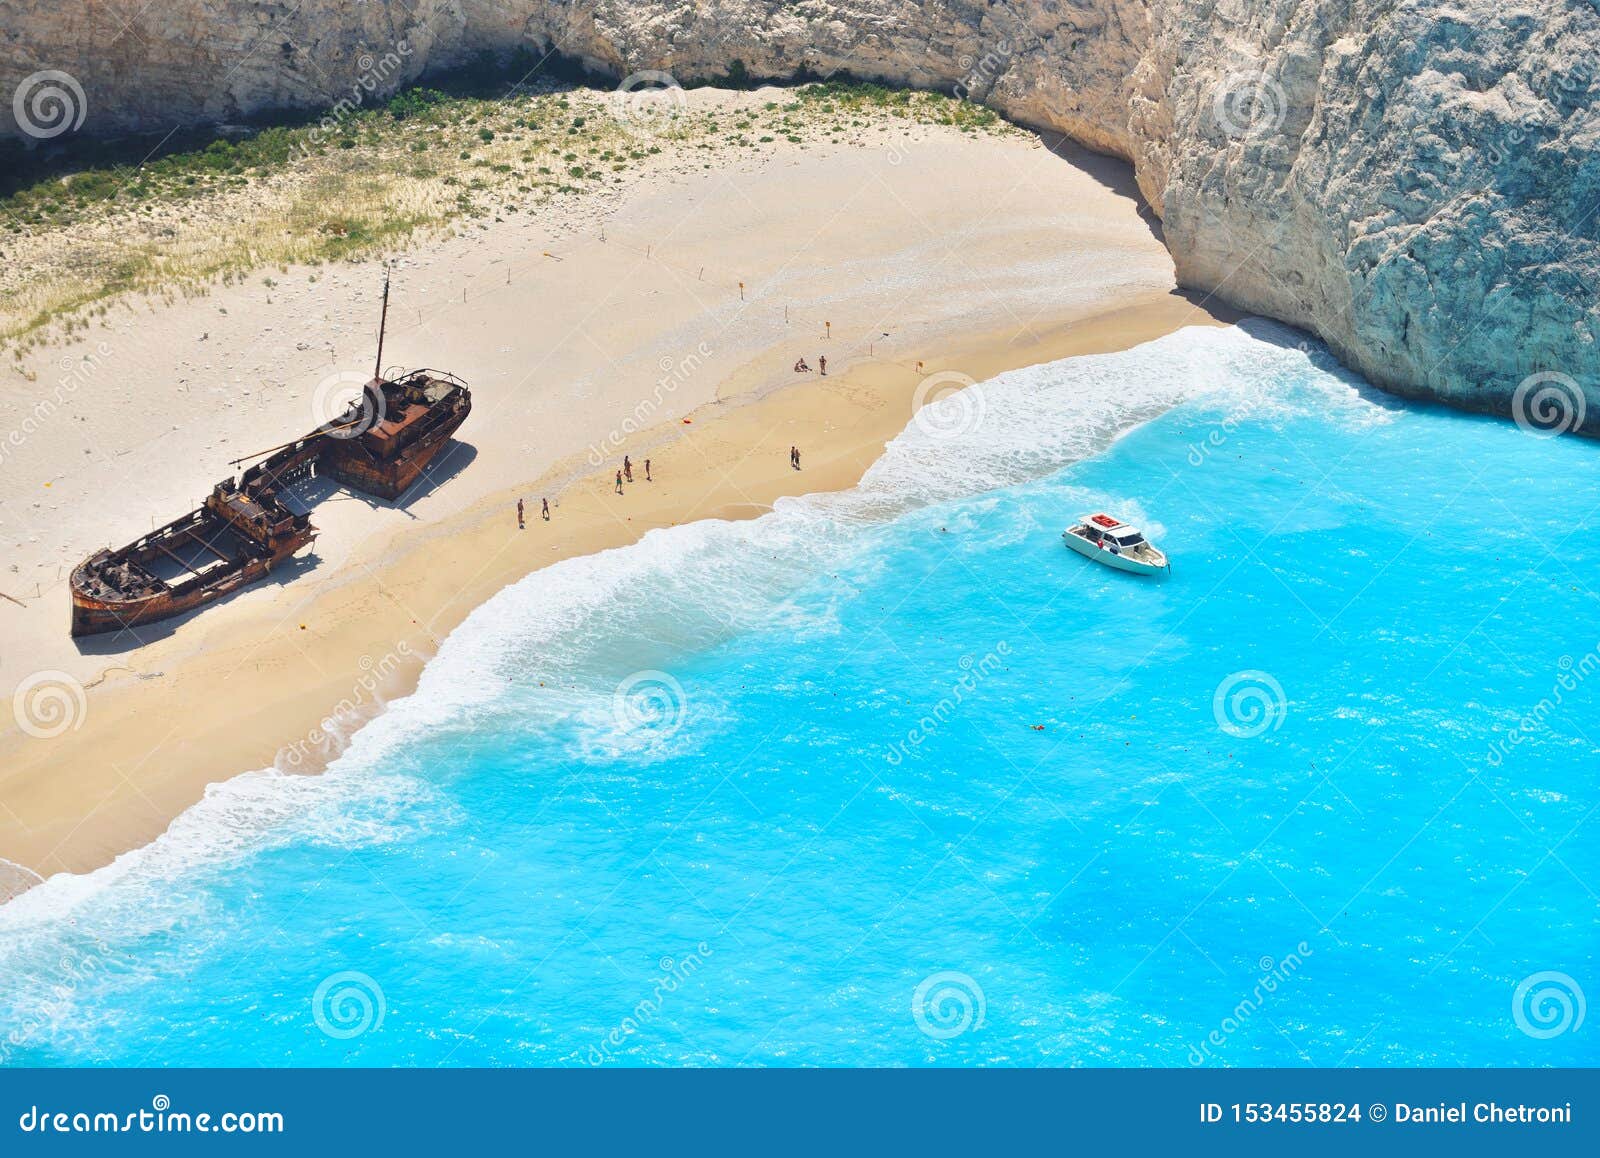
[320,383,470,501]
[1062,530,1167,576]
[71,556,273,637]
[70,522,313,638]
[68,367,469,638]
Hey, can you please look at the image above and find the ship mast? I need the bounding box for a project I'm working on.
[373,262,391,382]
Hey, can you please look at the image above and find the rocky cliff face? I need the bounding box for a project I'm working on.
[5,1,1597,430]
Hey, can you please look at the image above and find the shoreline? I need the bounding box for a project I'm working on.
[0,291,1232,892]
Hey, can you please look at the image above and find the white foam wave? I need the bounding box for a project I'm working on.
[410,324,1340,696]
[0,858,44,903]
[0,766,434,957]
[0,321,1374,949]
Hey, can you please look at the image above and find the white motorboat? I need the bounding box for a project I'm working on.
[1062,513,1169,576]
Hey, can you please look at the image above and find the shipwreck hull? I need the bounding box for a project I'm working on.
[70,554,279,637]
[69,493,315,638]
[68,358,470,639]
[321,403,470,500]
[69,473,318,636]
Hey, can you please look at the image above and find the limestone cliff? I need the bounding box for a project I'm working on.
[4,1,1597,429]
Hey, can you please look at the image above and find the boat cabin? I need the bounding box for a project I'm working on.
[1079,516,1148,551]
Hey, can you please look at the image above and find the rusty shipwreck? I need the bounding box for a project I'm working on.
[69,272,471,638]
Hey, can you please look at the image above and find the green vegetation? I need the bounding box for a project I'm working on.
[0,76,1018,353]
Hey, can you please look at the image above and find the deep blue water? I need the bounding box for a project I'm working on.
[3,322,1596,1067]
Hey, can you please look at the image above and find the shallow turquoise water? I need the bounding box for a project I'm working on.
[3,322,1596,1067]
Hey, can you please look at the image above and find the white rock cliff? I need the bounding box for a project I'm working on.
[4,1,1597,427]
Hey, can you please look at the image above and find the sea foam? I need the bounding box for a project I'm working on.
[0,322,1353,939]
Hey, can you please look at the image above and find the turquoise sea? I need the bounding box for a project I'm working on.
[2,322,1596,1067]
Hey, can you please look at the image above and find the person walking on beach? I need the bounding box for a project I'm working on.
[624,455,633,483]
[644,458,652,482]
[818,354,827,377]
[542,497,550,521]
[517,498,525,529]
[615,470,624,494]
[790,445,801,470]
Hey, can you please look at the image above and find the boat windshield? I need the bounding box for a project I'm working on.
[1113,533,1146,547]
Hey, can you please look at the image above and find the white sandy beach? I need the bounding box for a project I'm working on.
[0,88,1225,885]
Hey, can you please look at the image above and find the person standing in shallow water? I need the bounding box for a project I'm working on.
[516,499,524,529]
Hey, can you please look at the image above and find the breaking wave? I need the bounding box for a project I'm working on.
[0,320,1373,1039]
